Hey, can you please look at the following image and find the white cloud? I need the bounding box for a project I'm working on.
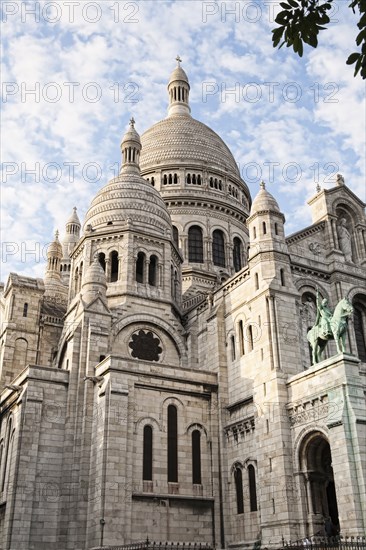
[1,0,365,283]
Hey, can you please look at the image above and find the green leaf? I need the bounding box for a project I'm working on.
[288,0,299,7]
[276,11,290,24]
[346,52,361,65]
[280,2,292,9]
[356,28,366,45]
[307,33,318,47]
[298,39,304,57]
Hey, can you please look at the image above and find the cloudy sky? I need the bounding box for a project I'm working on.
[1,0,365,282]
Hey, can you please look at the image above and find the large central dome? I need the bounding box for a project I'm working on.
[140,115,241,177]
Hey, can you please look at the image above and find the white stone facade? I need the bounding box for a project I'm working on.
[0,63,365,550]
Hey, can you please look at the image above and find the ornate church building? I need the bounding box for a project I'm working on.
[0,61,365,550]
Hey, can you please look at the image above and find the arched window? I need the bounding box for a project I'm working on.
[253,227,257,239]
[233,237,243,272]
[143,425,153,481]
[354,302,366,362]
[168,174,173,184]
[98,253,106,272]
[167,405,178,482]
[248,465,258,511]
[192,174,196,185]
[187,173,191,184]
[148,255,157,286]
[188,226,204,263]
[110,251,119,282]
[197,175,201,185]
[263,222,267,235]
[172,226,179,246]
[163,174,168,185]
[23,303,28,317]
[212,230,225,267]
[192,430,201,484]
[234,467,244,514]
[173,173,178,184]
[151,177,155,186]
[136,252,145,283]
[255,273,259,290]
[274,222,279,235]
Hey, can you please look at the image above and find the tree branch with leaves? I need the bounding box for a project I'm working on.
[272,0,366,79]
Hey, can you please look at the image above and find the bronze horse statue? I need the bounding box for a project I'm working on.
[307,297,354,364]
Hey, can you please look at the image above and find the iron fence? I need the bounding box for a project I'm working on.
[281,535,366,550]
[91,540,214,550]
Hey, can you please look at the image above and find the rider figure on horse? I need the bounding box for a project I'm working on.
[315,294,333,339]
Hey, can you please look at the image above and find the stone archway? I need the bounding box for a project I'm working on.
[299,432,340,537]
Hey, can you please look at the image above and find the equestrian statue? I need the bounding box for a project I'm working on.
[307,292,354,364]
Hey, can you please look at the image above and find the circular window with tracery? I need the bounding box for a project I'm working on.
[128,329,162,361]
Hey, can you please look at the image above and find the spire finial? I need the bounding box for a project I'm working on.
[176,55,182,66]
[260,181,266,190]
[55,229,59,240]
[316,183,321,193]
[129,117,135,128]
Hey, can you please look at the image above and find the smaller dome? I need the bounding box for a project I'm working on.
[47,231,63,258]
[121,117,141,149]
[250,182,280,215]
[66,207,81,226]
[169,65,189,86]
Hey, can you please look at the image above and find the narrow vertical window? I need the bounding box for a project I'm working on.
[255,273,259,290]
[98,252,106,271]
[231,335,236,361]
[233,237,243,272]
[192,430,201,484]
[143,425,153,481]
[188,226,204,263]
[262,222,267,235]
[275,223,279,235]
[253,227,257,239]
[239,320,244,356]
[148,255,157,286]
[167,405,178,482]
[212,230,225,267]
[110,251,119,282]
[234,467,244,514]
[136,252,145,283]
[247,325,254,352]
[280,268,285,286]
[248,465,258,511]
[23,303,28,317]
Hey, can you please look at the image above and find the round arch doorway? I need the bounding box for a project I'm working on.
[299,431,340,537]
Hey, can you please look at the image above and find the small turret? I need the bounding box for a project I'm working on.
[44,230,68,304]
[61,207,81,284]
[120,118,142,174]
[167,56,191,117]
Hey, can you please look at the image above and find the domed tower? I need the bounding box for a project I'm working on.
[61,207,81,284]
[44,230,68,305]
[140,58,251,298]
[69,119,182,310]
[247,181,292,289]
